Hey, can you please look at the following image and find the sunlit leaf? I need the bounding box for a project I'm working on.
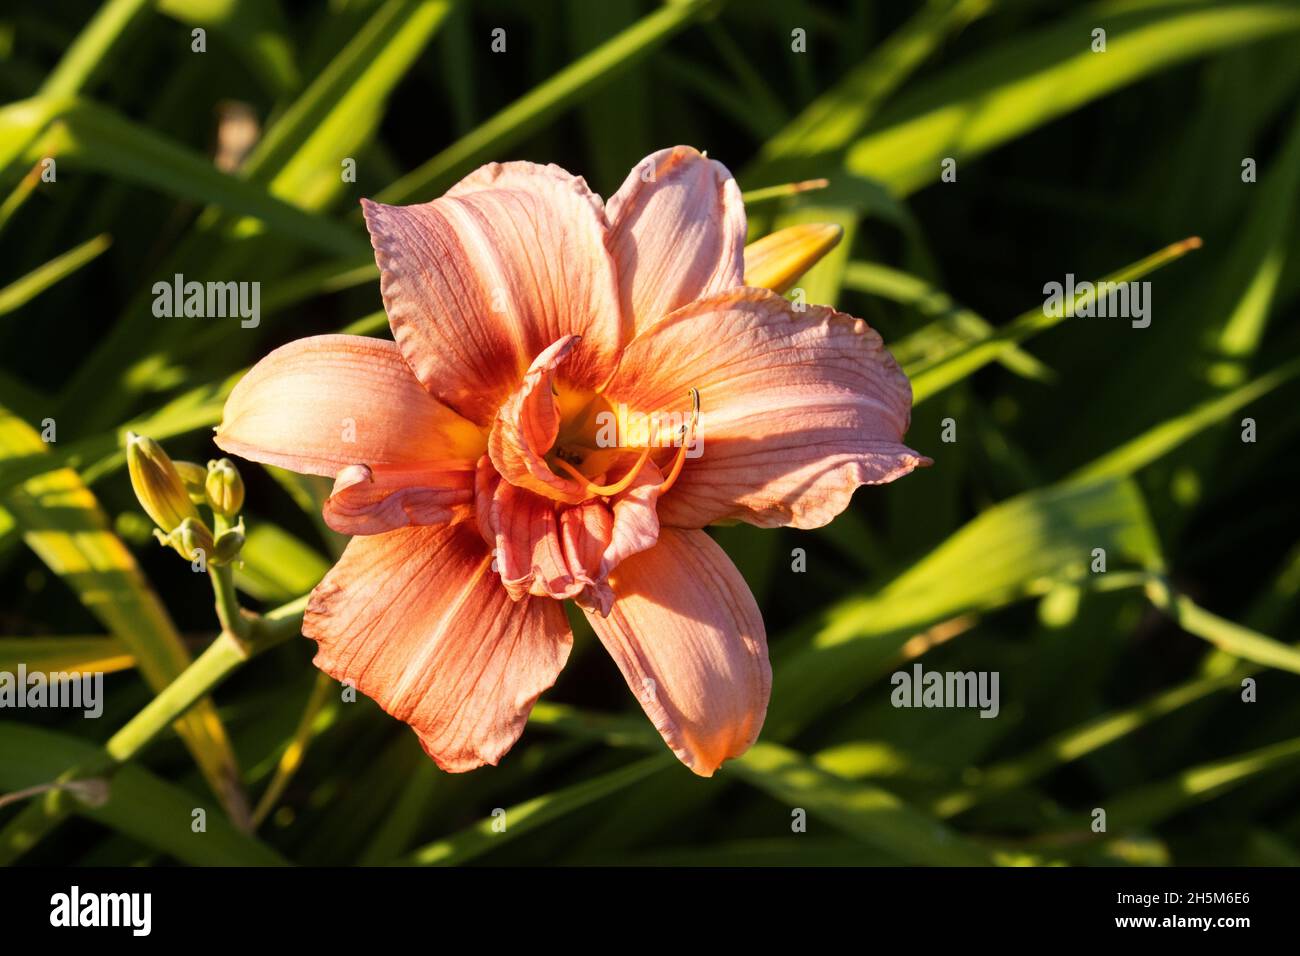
[0,724,284,865]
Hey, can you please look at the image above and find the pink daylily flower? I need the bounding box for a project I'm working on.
[215,146,929,776]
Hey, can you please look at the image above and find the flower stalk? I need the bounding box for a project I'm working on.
[105,594,308,764]
[0,590,308,861]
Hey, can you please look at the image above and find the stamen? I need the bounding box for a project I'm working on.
[657,388,700,495]
[554,443,653,497]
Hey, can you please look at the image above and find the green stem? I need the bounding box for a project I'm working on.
[252,670,335,828]
[0,593,311,861]
[207,511,251,642]
[208,564,247,643]
[107,593,310,765]
[1145,575,1300,676]
[10,593,309,802]
[106,630,247,764]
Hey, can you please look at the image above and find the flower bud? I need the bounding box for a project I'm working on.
[742,222,844,295]
[126,432,201,533]
[211,527,245,566]
[172,516,215,562]
[173,460,210,504]
[205,458,245,518]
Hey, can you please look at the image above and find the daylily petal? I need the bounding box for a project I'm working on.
[215,335,484,477]
[488,481,582,602]
[553,459,664,616]
[487,335,589,504]
[558,499,614,615]
[321,462,475,535]
[304,522,571,772]
[362,162,623,424]
[598,458,662,579]
[584,528,769,776]
[606,146,746,334]
[484,464,661,607]
[474,453,500,546]
[605,287,929,530]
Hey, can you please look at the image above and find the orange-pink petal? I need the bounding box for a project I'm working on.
[486,335,589,504]
[474,453,501,546]
[362,161,623,424]
[584,528,769,776]
[558,499,615,615]
[480,457,666,610]
[597,458,663,579]
[605,288,929,529]
[304,522,571,772]
[321,462,475,535]
[606,146,746,334]
[488,481,581,602]
[214,334,484,477]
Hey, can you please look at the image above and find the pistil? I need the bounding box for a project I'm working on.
[657,388,699,495]
[553,444,652,496]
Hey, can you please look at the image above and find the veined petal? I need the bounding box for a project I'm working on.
[304,522,571,772]
[474,453,500,546]
[362,162,623,424]
[484,468,661,607]
[606,146,746,334]
[322,462,475,535]
[605,288,929,530]
[553,459,664,617]
[487,335,589,504]
[558,499,614,615]
[488,481,581,602]
[584,528,769,776]
[215,335,484,477]
[598,458,662,579]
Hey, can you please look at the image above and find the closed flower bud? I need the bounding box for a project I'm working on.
[742,222,844,295]
[212,527,245,566]
[205,458,245,518]
[126,432,201,533]
[174,516,215,562]
[173,460,210,504]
